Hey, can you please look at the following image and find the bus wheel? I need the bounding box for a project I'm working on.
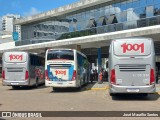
[78,86,81,90]
[52,87,59,91]
[78,83,82,90]
[35,78,39,88]
[109,93,116,96]
[12,86,20,89]
[141,93,148,97]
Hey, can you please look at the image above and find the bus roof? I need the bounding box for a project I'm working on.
[111,37,153,42]
[3,51,44,58]
[47,48,87,58]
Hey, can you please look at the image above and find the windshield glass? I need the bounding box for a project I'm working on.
[47,50,74,60]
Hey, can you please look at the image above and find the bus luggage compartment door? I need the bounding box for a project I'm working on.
[6,67,26,81]
[115,65,150,86]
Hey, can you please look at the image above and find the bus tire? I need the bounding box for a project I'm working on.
[77,82,82,90]
[12,86,20,89]
[35,78,39,88]
[78,85,82,90]
[141,93,148,97]
[109,93,116,96]
[52,87,59,91]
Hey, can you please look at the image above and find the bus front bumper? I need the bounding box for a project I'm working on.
[109,84,156,94]
[2,80,29,86]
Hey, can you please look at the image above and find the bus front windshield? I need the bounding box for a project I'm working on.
[47,50,74,60]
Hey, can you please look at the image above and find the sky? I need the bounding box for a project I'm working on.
[0,0,79,30]
[0,0,79,17]
[0,0,144,31]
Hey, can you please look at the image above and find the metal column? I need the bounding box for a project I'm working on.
[98,48,102,82]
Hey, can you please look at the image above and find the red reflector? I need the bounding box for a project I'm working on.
[110,69,116,84]
[150,69,155,84]
[72,70,76,80]
[45,70,49,81]
[2,70,5,80]
[25,71,29,80]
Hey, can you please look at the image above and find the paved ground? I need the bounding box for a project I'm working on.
[0,79,160,120]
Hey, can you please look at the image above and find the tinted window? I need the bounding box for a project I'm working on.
[47,50,74,60]
[30,54,44,66]
[77,53,89,69]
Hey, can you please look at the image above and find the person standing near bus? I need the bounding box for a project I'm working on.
[98,69,103,84]
[94,69,98,81]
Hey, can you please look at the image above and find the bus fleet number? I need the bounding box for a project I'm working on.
[9,54,23,61]
[121,43,144,53]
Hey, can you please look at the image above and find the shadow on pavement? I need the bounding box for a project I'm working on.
[0,118,6,120]
[51,82,97,93]
[112,93,160,101]
[8,84,46,91]
[84,81,98,90]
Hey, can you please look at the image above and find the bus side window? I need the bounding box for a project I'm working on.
[36,56,40,66]
[40,57,45,66]
[33,55,36,66]
[38,57,41,66]
[77,53,82,67]
[84,57,89,70]
[30,55,37,66]
[36,56,39,66]
[30,55,34,66]
[30,54,44,66]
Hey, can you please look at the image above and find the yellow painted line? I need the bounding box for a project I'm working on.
[86,86,109,90]
[155,92,160,94]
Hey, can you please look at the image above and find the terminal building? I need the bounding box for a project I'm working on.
[1,0,160,71]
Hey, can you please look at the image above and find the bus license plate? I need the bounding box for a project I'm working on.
[127,88,139,93]
[57,82,63,85]
[11,83,19,85]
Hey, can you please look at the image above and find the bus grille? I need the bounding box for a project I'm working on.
[119,65,146,72]
[7,68,23,72]
[49,64,72,68]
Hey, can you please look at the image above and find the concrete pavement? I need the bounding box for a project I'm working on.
[1,78,160,93]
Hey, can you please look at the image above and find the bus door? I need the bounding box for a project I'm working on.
[113,40,152,86]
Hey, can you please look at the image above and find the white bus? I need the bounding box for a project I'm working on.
[45,49,90,90]
[108,37,156,96]
[2,51,45,89]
